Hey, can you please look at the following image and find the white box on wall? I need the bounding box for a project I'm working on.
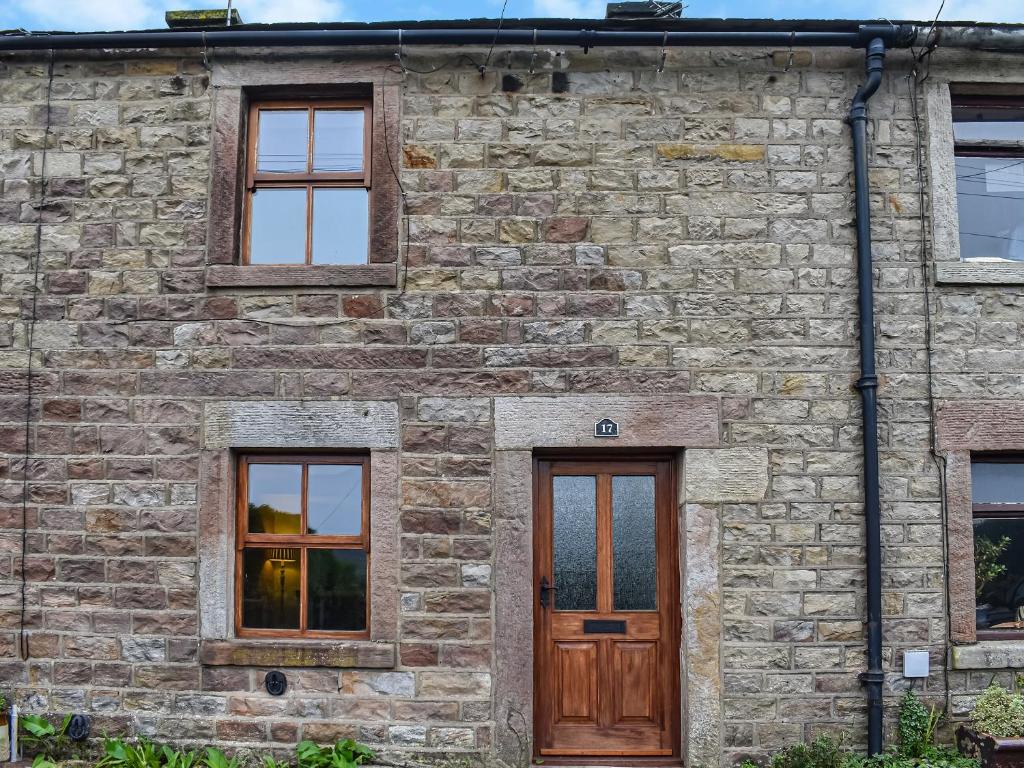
[903,650,930,678]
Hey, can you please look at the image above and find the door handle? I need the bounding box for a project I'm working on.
[539,576,556,609]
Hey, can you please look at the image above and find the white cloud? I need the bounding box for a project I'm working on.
[885,0,1023,22]
[11,0,167,31]
[8,0,348,32]
[240,0,348,23]
[530,0,607,18]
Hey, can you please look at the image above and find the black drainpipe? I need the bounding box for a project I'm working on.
[849,36,886,757]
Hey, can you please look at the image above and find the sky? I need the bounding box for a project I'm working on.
[0,0,1020,33]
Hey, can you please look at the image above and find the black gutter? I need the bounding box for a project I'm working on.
[0,23,915,50]
[849,36,886,758]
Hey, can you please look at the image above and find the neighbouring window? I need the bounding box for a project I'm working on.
[953,97,1024,262]
[972,458,1024,637]
[237,454,369,637]
[244,100,371,265]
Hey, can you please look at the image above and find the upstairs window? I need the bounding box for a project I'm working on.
[953,97,1024,262]
[237,454,369,638]
[244,100,371,265]
[973,458,1024,637]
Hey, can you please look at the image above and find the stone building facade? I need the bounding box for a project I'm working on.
[1,18,1024,768]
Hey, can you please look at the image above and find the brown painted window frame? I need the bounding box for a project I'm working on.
[235,453,371,639]
[971,453,1024,641]
[242,98,373,266]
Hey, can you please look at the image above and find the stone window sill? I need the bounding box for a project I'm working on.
[199,639,395,668]
[935,262,1024,285]
[951,640,1024,670]
[206,264,397,289]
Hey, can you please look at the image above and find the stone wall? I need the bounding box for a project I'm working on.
[0,40,1020,767]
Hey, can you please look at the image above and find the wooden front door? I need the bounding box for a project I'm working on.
[534,457,680,760]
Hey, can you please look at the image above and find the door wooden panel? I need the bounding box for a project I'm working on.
[534,457,680,760]
[555,642,598,723]
[613,642,657,724]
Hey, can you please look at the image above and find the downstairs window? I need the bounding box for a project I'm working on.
[973,458,1024,637]
[237,454,369,638]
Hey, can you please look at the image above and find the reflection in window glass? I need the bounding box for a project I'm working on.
[248,463,302,534]
[313,110,364,173]
[256,110,309,173]
[612,475,657,611]
[249,188,307,264]
[952,103,1024,143]
[312,188,369,264]
[242,547,301,629]
[974,518,1024,632]
[973,462,1024,505]
[308,549,367,631]
[553,475,597,611]
[955,157,1024,262]
[308,464,362,536]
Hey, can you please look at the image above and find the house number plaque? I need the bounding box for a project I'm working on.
[594,418,619,438]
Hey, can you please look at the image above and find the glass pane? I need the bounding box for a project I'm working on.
[956,156,1024,262]
[308,464,363,536]
[308,549,367,631]
[256,109,308,173]
[247,463,301,534]
[249,188,307,264]
[552,475,597,611]
[241,547,300,630]
[974,518,1024,631]
[312,188,368,264]
[973,462,1024,505]
[313,109,364,172]
[612,475,657,611]
[953,104,1024,143]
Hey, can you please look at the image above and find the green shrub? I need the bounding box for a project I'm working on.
[19,713,81,766]
[852,746,977,768]
[774,736,849,768]
[295,739,374,768]
[896,691,940,759]
[969,683,1024,738]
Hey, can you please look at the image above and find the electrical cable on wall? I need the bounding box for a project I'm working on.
[19,49,55,662]
[907,42,953,710]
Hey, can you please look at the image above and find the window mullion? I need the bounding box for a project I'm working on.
[299,546,308,633]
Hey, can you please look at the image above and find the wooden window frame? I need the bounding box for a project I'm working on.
[235,453,371,639]
[972,454,1024,641]
[241,99,373,266]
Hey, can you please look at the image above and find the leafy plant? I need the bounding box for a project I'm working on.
[852,746,977,768]
[295,739,374,768]
[204,748,242,768]
[740,730,978,768]
[20,714,78,764]
[264,755,292,768]
[97,737,196,768]
[974,535,1011,599]
[896,691,940,759]
[970,682,1024,738]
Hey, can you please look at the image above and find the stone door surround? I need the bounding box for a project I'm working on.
[492,394,765,768]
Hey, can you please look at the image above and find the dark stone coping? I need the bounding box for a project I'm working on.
[200,639,396,668]
[205,264,397,288]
